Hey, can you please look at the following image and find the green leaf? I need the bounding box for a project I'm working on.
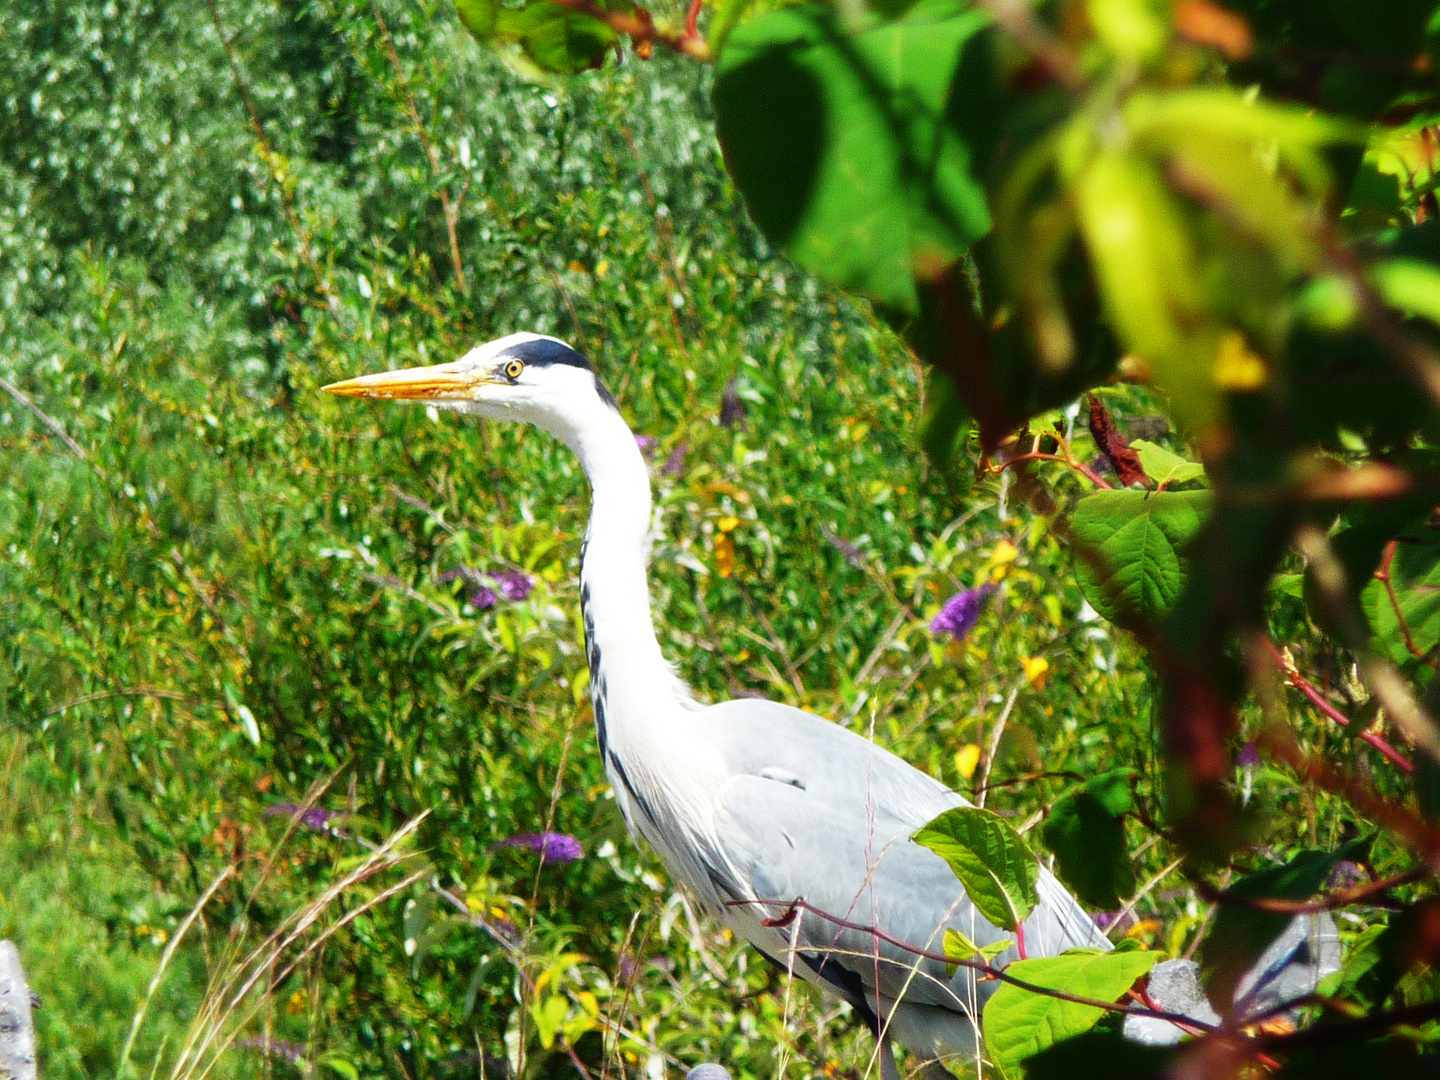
[319,1054,361,1080]
[1199,840,1368,1009]
[1130,440,1207,487]
[1022,1028,1176,1080]
[708,0,758,56]
[531,994,569,1049]
[223,683,262,747]
[714,0,996,314]
[913,806,1039,931]
[920,366,974,475]
[981,950,1160,1079]
[942,927,1011,975]
[1361,536,1440,669]
[1041,769,1137,910]
[458,0,620,71]
[1070,490,1211,633]
[1074,150,1222,436]
[1372,258,1440,327]
[494,2,618,73]
[456,0,499,40]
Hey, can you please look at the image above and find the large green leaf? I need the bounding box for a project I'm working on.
[1041,769,1136,910]
[981,950,1160,1079]
[457,0,619,73]
[714,0,995,314]
[913,806,1039,931]
[1022,1029,1175,1080]
[1362,536,1440,670]
[1070,490,1211,633]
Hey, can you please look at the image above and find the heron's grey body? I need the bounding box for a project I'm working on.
[325,333,1337,1078]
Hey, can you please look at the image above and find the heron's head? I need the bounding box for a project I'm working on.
[322,333,616,434]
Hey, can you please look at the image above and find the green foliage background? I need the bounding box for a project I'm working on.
[0,1,1404,1078]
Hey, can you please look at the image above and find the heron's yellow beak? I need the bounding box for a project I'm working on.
[322,364,489,401]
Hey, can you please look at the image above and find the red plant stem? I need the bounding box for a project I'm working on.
[1263,638,1415,774]
[1377,541,1440,672]
[1192,866,1422,914]
[729,897,1208,1029]
[991,451,1115,490]
[550,0,711,59]
[684,0,703,40]
[1015,922,1028,960]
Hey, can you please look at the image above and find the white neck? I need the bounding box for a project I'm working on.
[533,392,695,750]
[520,379,730,906]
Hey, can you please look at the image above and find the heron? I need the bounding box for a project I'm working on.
[324,333,1336,1078]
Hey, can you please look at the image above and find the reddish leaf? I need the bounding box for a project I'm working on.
[1086,394,1149,487]
[1173,0,1253,61]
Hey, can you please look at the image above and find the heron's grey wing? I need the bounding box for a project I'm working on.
[698,699,1107,1018]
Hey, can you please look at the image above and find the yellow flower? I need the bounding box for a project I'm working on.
[1021,655,1050,689]
[714,533,735,578]
[717,515,740,533]
[954,744,981,780]
[1126,919,1161,941]
[983,539,1020,582]
[595,259,609,279]
[1212,331,1268,391]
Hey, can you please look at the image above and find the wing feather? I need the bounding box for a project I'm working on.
[696,699,1108,1023]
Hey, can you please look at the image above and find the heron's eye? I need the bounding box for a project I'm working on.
[503,358,524,381]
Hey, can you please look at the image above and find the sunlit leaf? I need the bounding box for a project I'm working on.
[982,950,1160,1078]
[1070,490,1211,633]
[913,806,1039,931]
[714,0,996,314]
[1130,440,1206,487]
[942,926,1011,975]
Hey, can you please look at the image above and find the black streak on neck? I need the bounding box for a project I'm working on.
[580,533,659,830]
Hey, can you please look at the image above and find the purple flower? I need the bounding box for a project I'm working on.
[1328,860,1365,889]
[262,802,345,833]
[1238,741,1261,768]
[494,570,532,602]
[1092,911,1121,931]
[635,434,658,454]
[494,831,583,863]
[469,586,497,611]
[488,914,521,943]
[662,442,688,477]
[930,585,997,641]
[239,1038,306,1064]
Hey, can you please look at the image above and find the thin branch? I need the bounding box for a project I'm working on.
[1263,638,1414,773]
[1376,541,1440,673]
[726,897,1209,1029]
[1192,866,1424,915]
[986,429,1114,490]
[969,0,1084,90]
[206,0,326,290]
[44,686,193,719]
[551,0,711,59]
[0,375,88,460]
[1294,524,1440,764]
[976,682,1021,808]
[1255,720,1440,863]
[369,1,467,290]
